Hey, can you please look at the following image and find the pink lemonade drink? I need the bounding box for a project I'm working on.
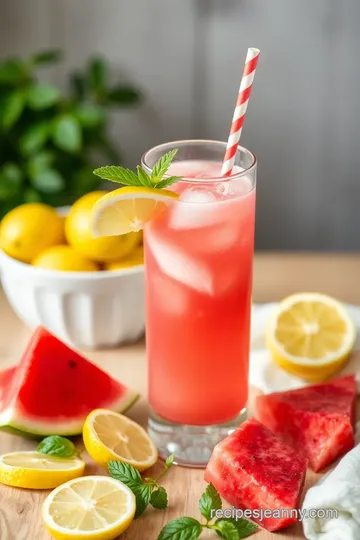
[142,141,257,467]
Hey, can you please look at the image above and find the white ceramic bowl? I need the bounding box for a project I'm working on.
[0,221,145,350]
[0,250,145,349]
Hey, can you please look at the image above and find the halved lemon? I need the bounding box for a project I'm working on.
[83,409,158,471]
[0,451,85,489]
[267,293,356,382]
[42,475,135,540]
[91,186,177,237]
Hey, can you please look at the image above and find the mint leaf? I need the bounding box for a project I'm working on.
[133,483,152,518]
[199,483,222,521]
[157,517,202,540]
[93,165,139,185]
[165,453,175,471]
[215,519,257,539]
[151,149,178,181]
[37,436,76,458]
[213,520,239,540]
[150,486,168,509]
[155,176,182,189]
[136,166,152,187]
[108,460,142,487]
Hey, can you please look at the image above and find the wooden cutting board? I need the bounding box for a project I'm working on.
[2,252,360,540]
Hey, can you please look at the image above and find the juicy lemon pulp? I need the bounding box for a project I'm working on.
[83,409,158,471]
[91,186,177,237]
[0,451,85,489]
[267,293,356,382]
[43,476,135,540]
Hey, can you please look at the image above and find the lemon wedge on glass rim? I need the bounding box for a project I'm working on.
[42,475,135,540]
[266,293,356,382]
[91,186,178,237]
[0,451,85,489]
[83,409,158,471]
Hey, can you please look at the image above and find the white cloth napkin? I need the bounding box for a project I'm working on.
[302,442,360,540]
[249,303,360,394]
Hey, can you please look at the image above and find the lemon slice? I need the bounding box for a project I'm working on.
[267,293,356,382]
[91,186,178,237]
[0,451,85,489]
[83,409,158,471]
[43,475,135,540]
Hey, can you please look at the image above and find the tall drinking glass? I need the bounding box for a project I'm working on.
[142,140,257,467]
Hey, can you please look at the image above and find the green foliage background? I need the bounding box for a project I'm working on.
[0,50,141,218]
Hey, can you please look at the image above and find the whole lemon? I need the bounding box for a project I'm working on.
[0,203,64,263]
[105,245,144,271]
[32,245,99,272]
[65,192,138,262]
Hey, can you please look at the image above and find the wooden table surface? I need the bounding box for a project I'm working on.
[1,252,359,540]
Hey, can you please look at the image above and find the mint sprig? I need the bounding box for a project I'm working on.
[157,483,257,540]
[108,454,175,518]
[37,435,77,458]
[93,149,181,188]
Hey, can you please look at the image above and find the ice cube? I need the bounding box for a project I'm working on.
[150,273,189,316]
[148,230,214,294]
[170,188,224,230]
[179,187,217,203]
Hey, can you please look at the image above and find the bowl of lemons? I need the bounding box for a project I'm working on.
[0,192,145,349]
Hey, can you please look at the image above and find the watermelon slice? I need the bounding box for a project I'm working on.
[0,327,139,436]
[256,375,356,472]
[205,418,307,532]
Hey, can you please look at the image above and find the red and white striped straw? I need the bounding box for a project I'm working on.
[221,47,260,177]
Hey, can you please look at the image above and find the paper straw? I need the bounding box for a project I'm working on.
[221,47,260,177]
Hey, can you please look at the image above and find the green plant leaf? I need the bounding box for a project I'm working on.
[0,59,27,84]
[150,487,168,510]
[20,122,49,155]
[108,460,142,487]
[23,188,42,203]
[155,176,182,189]
[1,91,25,129]
[0,163,23,200]
[136,166,152,187]
[37,436,76,458]
[213,520,239,540]
[53,115,82,152]
[157,517,202,540]
[31,169,65,194]
[30,50,62,65]
[88,57,108,93]
[27,151,54,178]
[133,483,152,518]
[165,453,175,471]
[93,165,138,185]
[70,72,87,100]
[215,519,257,539]
[108,86,141,106]
[74,104,105,127]
[28,84,60,110]
[199,483,222,521]
[151,149,178,181]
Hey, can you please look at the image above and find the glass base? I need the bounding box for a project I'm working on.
[148,407,247,468]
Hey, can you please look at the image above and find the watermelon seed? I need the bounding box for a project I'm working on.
[68,361,77,368]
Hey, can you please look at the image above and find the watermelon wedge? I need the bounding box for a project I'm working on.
[205,418,307,531]
[0,327,139,436]
[256,375,356,472]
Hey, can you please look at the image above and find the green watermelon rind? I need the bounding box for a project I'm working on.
[0,391,140,438]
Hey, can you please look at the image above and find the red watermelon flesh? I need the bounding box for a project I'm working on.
[205,417,307,531]
[256,375,356,472]
[0,326,139,436]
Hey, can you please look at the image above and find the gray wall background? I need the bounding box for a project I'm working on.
[1,0,359,251]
